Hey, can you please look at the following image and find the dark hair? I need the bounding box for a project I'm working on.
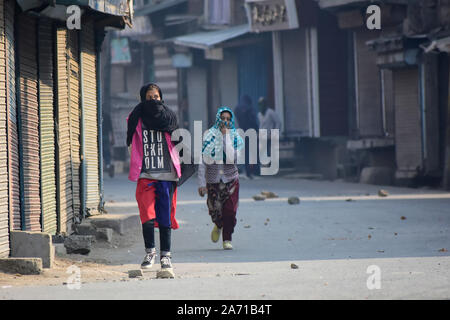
[220,110,232,118]
[140,83,163,102]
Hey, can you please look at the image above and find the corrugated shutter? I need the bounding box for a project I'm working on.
[422,54,440,174]
[317,11,349,137]
[67,30,81,225]
[153,46,179,113]
[394,68,423,176]
[38,19,57,234]
[5,0,20,231]
[17,14,41,231]
[56,28,73,234]
[0,0,10,258]
[282,28,310,136]
[80,21,100,214]
[381,69,395,137]
[354,30,383,137]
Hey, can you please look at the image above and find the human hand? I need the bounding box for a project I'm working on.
[198,187,207,197]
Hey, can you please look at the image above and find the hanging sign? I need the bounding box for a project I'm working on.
[245,0,299,32]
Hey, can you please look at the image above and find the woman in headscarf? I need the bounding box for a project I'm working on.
[198,107,244,250]
[126,83,181,279]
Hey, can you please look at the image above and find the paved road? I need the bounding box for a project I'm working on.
[1,174,450,299]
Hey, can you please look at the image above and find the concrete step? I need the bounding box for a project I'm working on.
[0,258,43,275]
[87,214,140,235]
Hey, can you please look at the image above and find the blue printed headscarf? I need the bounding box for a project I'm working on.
[202,107,244,161]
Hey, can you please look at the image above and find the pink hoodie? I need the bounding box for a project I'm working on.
[128,118,181,182]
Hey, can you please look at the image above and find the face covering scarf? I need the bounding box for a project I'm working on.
[202,107,244,162]
[127,83,178,147]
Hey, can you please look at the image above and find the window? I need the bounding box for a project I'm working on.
[205,0,231,25]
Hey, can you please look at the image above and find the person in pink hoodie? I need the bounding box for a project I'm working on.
[126,83,181,279]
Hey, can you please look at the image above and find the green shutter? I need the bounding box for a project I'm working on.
[56,27,73,234]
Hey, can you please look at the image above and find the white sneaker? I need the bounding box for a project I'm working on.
[223,241,233,250]
[140,250,156,269]
[156,255,175,279]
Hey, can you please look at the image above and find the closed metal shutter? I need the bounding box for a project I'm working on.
[5,0,20,231]
[68,30,81,225]
[282,28,310,137]
[354,30,383,137]
[17,14,41,231]
[80,21,100,215]
[422,54,440,174]
[317,11,349,137]
[394,68,423,176]
[153,46,179,114]
[0,0,10,258]
[56,28,73,234]
[38,19,57,234]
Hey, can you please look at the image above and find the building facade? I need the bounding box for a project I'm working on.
[0,0,131,258]
[103,0,450,189]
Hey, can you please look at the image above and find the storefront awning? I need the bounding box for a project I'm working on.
[17,0,132,16]
[16,0,133,28]
[171,24,250,50]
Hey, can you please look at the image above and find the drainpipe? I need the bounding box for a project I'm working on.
[419,62,427,166]
[79,29,87,219]
[14,18,26,231]
[96,28,105,211]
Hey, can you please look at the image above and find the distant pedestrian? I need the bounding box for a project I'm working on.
[234,95,259,179]
[126,83,181,278]
[198,107,244,250]
[257,97,281,164]
[102,112,115,178]
[257,97,281,132]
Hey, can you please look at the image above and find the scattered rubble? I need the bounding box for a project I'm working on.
[253,195,266,201]
[261,191,278,199]
[0,258,42,275]
[288,197,300,205]
[64,235,95,255]
[128,269,143,278]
